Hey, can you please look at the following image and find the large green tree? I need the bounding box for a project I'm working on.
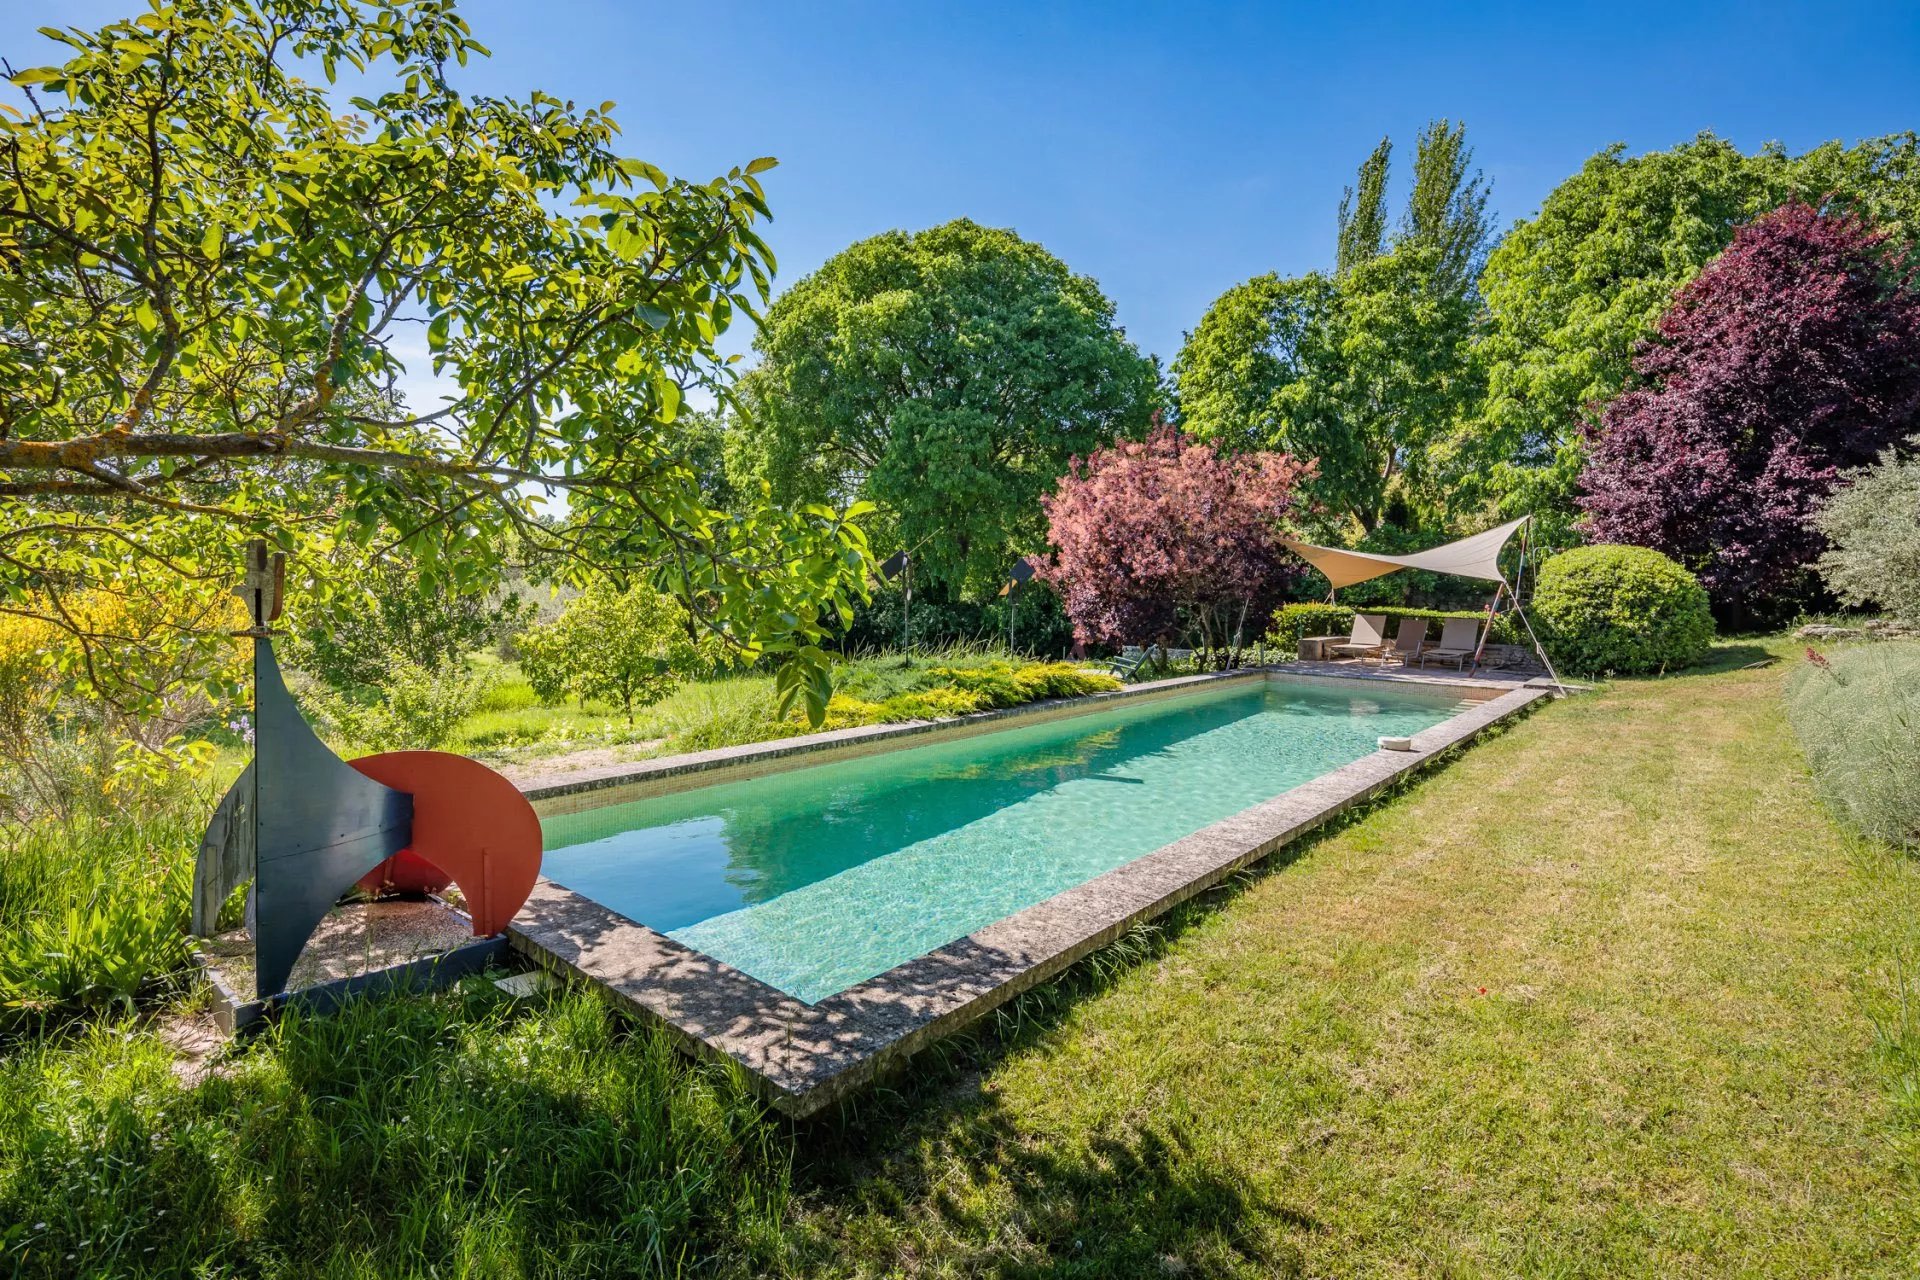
[731,219,1159,598]
[1464,131,1920,521]
[1336,137,1392,277]
[0,0,869,724]
[1177,123,1487,534]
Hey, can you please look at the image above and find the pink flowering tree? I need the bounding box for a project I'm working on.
[1578,201,1920,625]
[1038,425,1315,667]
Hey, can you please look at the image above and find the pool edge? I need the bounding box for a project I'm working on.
[522,665,1513,817]
[508,673,1555,1118]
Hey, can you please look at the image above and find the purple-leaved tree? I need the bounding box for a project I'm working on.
[1037,424,1314,666]
[1578,200,1920,624]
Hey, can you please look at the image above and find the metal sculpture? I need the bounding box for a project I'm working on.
[192,542,541,1000]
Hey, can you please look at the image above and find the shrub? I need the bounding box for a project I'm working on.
[1532,545,1715,675]
[872,688,988,722]
[1813,443,1920,624]
[1266,603,1520,651]
[1039,424,1313,664]
[1578,202,1920,625]
[841,580,1079,658]
[932,664,1028,709]
[312,657,491,751]
[1010,661,1122,701]
[807,659,1119,730]
[1786,643,1920,849]
[514,580,685,724]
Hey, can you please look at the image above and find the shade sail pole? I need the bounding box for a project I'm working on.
[1471,582,1502,674]
[1504,518,1566,693]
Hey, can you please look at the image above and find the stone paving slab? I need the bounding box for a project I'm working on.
[508,672,1555,1116]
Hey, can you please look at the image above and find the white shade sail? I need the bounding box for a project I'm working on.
[1280,516,1530,590]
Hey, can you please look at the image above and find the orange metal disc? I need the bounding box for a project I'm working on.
[348,751,542,937]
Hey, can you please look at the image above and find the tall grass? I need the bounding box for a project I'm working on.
[0,754,207,1032]
[1785,641,1920,849]
[0,986,792,1278]
[454,647,1113,763]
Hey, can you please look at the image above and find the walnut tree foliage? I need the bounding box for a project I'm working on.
[0,0,870,724]
[729,218,1160,600]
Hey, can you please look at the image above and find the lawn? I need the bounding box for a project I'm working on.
[442,648,1122,768]
[4,636,1918,1276]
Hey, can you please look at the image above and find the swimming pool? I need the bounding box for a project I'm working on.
[540,678,1470,1003]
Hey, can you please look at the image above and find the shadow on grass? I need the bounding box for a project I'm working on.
[1557,640,1779,686]
[797,1098,1304,1278]
[0,978,799,1280]
[1687,641,1778,675]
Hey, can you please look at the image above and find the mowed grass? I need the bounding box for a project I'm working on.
[3,638,1918,1276]
[786,638,1920,1276]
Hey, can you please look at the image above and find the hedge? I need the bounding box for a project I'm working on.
[1266,603,1521,650]
[1532,545,1714,676]
[1785,642,1920,849]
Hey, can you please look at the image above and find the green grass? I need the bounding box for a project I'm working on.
[449,648,1114,763]
[0,774,206,1031]
[0,988,792,1277]
[4,636,1919,1275]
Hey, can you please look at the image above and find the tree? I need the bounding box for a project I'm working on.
[284,543,529,693]
[1402,119,1492,297]
[1177,123,1487,533]
[730,219,1160,599]
[1579,202,1920,624]
[0,0,869,725]
[1466,132,1920,521]
[1813,442,1920,624]
[516,580,684,725]
[1336,137,1391,277]
[1037,424,1313,665]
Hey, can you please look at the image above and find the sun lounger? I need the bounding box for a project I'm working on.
[1382,616,1428,665]
[1329,613,1389,660]
[1100,644,1168,682]
[1419,618,1484,670]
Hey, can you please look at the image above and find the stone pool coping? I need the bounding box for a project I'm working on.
[508,670,1556,1117]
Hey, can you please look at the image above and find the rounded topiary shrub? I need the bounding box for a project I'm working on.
[1533,545,1715,676]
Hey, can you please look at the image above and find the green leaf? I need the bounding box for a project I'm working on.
[745,156,778,175]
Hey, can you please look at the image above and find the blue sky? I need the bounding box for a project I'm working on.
[12,1,1920,368]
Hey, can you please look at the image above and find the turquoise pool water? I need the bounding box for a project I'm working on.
[540,679,1468,1003]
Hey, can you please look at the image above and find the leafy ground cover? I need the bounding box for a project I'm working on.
[3,637,1918,1276]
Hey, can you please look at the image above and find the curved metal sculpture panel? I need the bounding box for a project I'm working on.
[192,634,542,1000]
[250,639,414,998]
[348,752,541,936]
